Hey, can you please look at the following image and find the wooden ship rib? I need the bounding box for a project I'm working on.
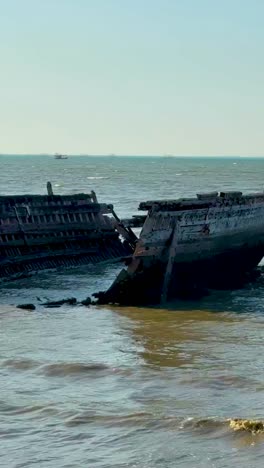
[0,183,135,279]
[95,190,264,305]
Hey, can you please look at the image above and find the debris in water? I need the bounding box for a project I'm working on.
[229,419,264,434]
[17,303,36,311]
[81,297,92,306]
[42,297,77,308]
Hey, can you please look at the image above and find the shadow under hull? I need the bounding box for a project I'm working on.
[95,244,264,306]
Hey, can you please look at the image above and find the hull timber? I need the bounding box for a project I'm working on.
[0,184,132,280]
[96,191,264,305]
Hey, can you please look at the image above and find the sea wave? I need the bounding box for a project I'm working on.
[64,411,153,427]
[64,413,264,435]
[86,176,108,180]
[2,358,40,370]
[182,417,264,435]
[39,362,109,377]
[1,358,109,377]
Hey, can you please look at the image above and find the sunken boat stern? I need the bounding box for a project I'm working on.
[95,190,264,305]
[95,209,177,305]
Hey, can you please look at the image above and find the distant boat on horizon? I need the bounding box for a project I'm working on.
[54,153,68,160]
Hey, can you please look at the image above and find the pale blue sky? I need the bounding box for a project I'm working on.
[0,0,263,155]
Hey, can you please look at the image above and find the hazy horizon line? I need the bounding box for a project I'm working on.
[1,154,264,158]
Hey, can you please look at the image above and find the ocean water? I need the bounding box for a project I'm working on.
[1,155,264,467]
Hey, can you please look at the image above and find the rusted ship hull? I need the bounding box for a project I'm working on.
[96,191,264,305]
[0,185,134,280]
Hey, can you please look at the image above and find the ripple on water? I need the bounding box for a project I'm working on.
[1,358,111,376]
[179,373,260,390]
[0,402,57,417]
[2,358,41,370]
[62,412,264,450]
[39,362,109,377]
[64,411,153,427]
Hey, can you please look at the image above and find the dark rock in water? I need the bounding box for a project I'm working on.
[44,304,60,308]
[81,297,92,306]
[92,291,105,300]
[17,304,36,311]
[42,297,77,308]
[66,297,77,305]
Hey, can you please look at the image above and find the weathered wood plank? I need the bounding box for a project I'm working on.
[160,223,178,305]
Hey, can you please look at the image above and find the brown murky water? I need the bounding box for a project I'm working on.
[1,156,264,467]
[1,263,264,467]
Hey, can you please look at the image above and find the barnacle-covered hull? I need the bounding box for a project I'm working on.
[96,191,264,305]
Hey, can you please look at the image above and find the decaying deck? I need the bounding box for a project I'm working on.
[0,183,136,279]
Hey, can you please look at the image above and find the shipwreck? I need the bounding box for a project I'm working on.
[95,190,264,305]
[0,183,136,279]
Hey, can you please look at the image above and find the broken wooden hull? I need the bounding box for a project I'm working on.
[96,191,264,305]
[0,185,133,280]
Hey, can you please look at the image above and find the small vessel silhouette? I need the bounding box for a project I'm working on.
[54,153,68,160]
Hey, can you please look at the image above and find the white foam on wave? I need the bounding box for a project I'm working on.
[86,176,108,180]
